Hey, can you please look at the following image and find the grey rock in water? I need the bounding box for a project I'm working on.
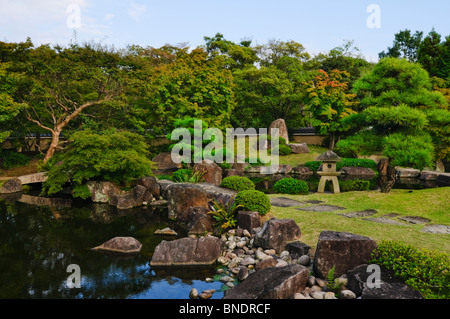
[92,236,142,254]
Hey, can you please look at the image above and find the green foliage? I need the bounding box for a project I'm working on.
[41,130,155,197]
[167,116,234,164]
[354,57,446,109]
[0,150,29,169]
[371,240,450,299]
[171,169,193,182]
[276,144,293,156]
[335,131,383,158]
[364,104,428,134]
[273,178,309,195]
[220,176,255,192]
[171,169,205,183]
[304,158,377,172]
[303,69,359,148]
[326,266,345,295]
[235,190,271,216]
[383,133,435,170]
[130,47,235,137]
[208,198,243,234]
[231,52,310,129]
[425,108,450,161]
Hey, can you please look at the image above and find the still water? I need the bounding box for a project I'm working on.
[0,192,224,299]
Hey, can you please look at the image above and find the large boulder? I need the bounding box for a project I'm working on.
[285,241,311,258]
[288,143,309,154]
[269,118,289,145]
[152,152,182,174]
[196,182,237,205]
[340,167,376,177]
[237,211,261,232]
[178,206,214,235]
[166,183,209,219]
[137,176,161,199]
[254,218,301,253]
[157,179,175,199]
[87,181,123,203]
[109,185,151,210]
[192,161,222,186]
[346,264,401,296]
[362,282,423,299]
[395,167,420,178]
[313,231,377,279]
[150,236,223,266]
[0,178,23,194]
[92,236,142,254]
[223,264,309,299]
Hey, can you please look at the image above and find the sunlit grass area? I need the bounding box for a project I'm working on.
[266,187,450,256]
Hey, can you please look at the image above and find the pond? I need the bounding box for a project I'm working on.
[0,189,224,299]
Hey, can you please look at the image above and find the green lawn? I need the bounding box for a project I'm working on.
[277,145,328,166]
[267,187,450,256]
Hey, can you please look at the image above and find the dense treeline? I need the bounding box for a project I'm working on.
[1,30,449,173]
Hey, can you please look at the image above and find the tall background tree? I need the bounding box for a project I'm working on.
[337,58,449,169]
[303,69,359,149]
[6,42,129,163]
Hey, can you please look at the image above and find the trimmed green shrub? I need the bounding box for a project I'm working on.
[371,240,450,299]
[220,176,255,192]
[275,144,293,156]
[304,158,377,172]
[235,190,271,216]
[304,161,322,172]
[273,178,309,195]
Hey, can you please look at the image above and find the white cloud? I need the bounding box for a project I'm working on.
[104,13,115,21]
[0,0,111,45]
[127,2,147,21]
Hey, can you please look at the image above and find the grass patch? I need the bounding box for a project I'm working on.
[268,187,450,256]
[277,145,328,166]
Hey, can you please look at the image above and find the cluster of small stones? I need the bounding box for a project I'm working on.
[189,228,360,299]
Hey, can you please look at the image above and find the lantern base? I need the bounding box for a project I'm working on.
[317,176,340,194]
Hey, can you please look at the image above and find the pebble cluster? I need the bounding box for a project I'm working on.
[189,228,359,300]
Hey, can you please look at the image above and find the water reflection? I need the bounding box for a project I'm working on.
[0,197,222,299]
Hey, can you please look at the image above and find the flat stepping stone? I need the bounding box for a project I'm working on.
[339,209,378,218]
[420,225,450,234]
[270,197,305,207]
[297,205,346,212]
[362,217,408,226]
[398,216,431,225]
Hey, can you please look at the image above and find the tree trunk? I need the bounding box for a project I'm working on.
[43,130,61,164]
[329,132,336,150]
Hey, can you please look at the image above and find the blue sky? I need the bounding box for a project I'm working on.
[1,0,450,62]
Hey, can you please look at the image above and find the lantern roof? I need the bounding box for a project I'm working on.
[315,150,341,162]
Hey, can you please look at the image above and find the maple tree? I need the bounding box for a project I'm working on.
[303,69,359,149]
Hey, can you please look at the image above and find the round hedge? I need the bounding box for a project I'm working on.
[220,176,255,191]
[235,190,271,216]
[273,178,309,195]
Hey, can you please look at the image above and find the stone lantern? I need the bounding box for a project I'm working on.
[316,150,341,193]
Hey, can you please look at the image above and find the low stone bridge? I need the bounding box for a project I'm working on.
[17,172,48,185]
